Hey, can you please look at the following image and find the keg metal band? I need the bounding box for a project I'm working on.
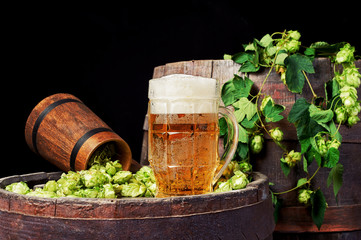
[32,98,82,155]
[69,127,113,170]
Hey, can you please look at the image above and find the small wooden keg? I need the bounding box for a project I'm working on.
[25,93,132,172]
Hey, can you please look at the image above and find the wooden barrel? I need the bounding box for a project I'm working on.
[25,93,132,172]
[0,171,274,239]
[140,59,361,239]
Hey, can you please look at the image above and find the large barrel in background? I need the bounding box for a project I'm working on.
[0,171,274,239]
[25,93,132,172]
[140,59,361,239]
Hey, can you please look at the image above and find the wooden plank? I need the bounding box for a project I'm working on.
[211,59,240,86]
[275,205,361,233]
[152,65,165,78]
[164,61,194,75]
[192,60,213,78]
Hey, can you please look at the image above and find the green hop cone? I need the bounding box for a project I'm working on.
[79,188,100,198]
[111,160,123,172]
[250,135,264,154]
[326,139,341,150]
[340,86,358,110]
[344,96,356,108]
[288,30,301,41]
[348,103,361,116]
[121,183,146,197]
[340,85,358,98]
[112,171,132,184]
[222,161,240,179]
[5,182,31,195]
[230,171,249,190]
[335,106,347,124]
[317,138,328,157]
[26,188,58,198]
[347,115,360,127]
[81,170,109,188]
[270,127,284,142]
[276,30,301,53]
[214,181,232,193]
[284,150,302,167]
[239,161,252,173]
[333,71,346,88]
[134,166,156,184]
[260,95,274,113]
[298,189,313,205]
[43,180,58,193]
[285,39,301,53]
[280,71,286,85]
[102,184,116,198]
[335,43,355,64]
[344,66,361,88]
[290,151,302,161]
[57,175,81,196]
[105,162,117,176]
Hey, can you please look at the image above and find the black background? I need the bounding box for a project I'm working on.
[3,2,360,177]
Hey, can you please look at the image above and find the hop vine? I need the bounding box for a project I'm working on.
[220,30,359,229]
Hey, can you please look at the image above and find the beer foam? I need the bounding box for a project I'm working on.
[149,74,220,114]
[149,74,219,99]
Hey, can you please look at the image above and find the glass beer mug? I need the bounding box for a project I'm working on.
[148,74,239,197]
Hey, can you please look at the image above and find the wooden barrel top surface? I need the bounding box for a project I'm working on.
[0,171,274,239]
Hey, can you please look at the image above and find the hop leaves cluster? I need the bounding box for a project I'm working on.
[223,30,359,230]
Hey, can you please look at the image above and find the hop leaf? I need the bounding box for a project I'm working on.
[284,54,315,93]
[327,163,344,199]
[232,97,257,122]
[263,100,285,123]
[311,189,327,230]
[221,75,254,106]
[288,98,325,141]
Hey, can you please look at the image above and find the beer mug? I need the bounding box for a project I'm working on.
[148,74,239,197]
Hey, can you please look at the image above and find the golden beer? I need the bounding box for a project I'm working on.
[148,74,238,197]
[149,113,219,197]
